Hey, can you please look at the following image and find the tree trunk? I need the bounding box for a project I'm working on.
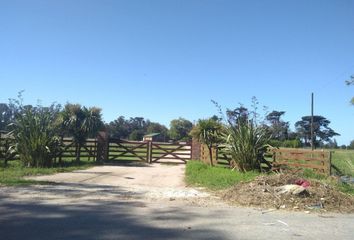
[208,145,214,167]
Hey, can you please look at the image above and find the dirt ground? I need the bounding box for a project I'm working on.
[1,164,354,240]
[25,163,213,204]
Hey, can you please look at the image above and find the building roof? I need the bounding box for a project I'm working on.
[143,133,160,137]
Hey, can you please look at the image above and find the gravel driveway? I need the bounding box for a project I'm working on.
[1,163,353,240]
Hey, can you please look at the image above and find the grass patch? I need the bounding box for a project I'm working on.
[0,160,97,186]
[331,149,354,177]
[185,160,259,190]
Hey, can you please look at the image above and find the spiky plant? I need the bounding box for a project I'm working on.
[222,119,269,172]
[9,104,61,167]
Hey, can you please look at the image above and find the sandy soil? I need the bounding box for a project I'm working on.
[16,163,216,206]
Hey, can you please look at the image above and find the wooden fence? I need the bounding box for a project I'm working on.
[272,148,332,175]
[54,138,97,163]
[0,134,98,164]
[200,144,233,166]
[199,144,332,176]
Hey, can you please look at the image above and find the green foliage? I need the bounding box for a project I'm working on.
[265,110,290,141]
[348,140,354,150]
[0,160,96,185]
[190,118,223,166]
[269,139,301,148]
[295,115,340,147]
[0,103,12,131]
[8,103,62,168]
[185,161,259,190]
[107,116,169,141]
[331,149,354,177]
[61,103,103,162]
[169,117,193,141]
[222,119,269,172]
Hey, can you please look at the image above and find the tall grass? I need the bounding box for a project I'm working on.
[331,149,354,177]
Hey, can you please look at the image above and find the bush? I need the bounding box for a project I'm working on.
[9,104,61,167]
[222,119,269,172]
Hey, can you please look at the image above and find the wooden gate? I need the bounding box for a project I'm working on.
[151,142,192,163]
[106,138,191,163]
[108,138,149,162]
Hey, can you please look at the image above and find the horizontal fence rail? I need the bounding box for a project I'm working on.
[272,148,332,175]
[151,142,192,163]
[107,138,192,163]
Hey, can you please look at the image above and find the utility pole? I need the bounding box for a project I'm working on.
[311,93,314,150]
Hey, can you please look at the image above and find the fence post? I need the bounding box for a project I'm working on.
[146,141,152,163]
[191,138,201,161]
[96,131,109,162]
[328,151,332,176]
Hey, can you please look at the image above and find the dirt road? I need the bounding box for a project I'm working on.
[0,164,353,240]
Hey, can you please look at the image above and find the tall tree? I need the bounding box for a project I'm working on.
[106,116,130,139]
[295,115,339,147]
[169,118,193,141]
[265,110,290,141]
[226,106,249,126]
[61,103,103,162]
[128,117,147,140]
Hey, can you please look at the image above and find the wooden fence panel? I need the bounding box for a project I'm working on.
[272,148,332,175]
[108,138,148,162]
[151,142,191,163]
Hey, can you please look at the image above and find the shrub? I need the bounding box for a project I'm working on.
[9,104,62,167]
[222,119,269,172]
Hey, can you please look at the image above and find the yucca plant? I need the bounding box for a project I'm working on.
[222,119,269,172]
[8,104,62,167]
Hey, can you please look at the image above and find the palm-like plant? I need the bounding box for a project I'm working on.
[190,118,223,166]
[222,119,269,172]
[61,104,103,162]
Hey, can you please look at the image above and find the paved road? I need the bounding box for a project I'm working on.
[0,165,353,240]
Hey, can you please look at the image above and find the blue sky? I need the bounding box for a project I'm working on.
[0,0,353,145]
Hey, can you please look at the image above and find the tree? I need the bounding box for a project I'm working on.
[146,122,169,142]
[346,75,354,105]
[190,118,223,166]
[295,115,339,147]
[128,117,147,140]
[106,116,130,139]
[348,140,354,150]
[61,103,103,162]
[169,118,193,141]
[226,106,249,126]
[265,110,290,141]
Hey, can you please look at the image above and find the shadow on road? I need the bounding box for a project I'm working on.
[0,196,227,240]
